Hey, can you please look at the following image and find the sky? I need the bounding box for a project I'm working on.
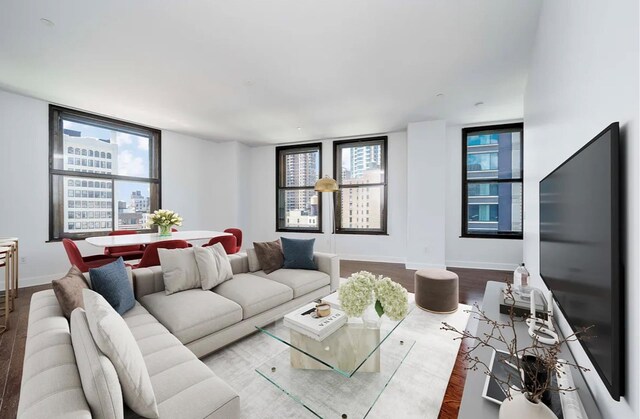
[63,120,151,204]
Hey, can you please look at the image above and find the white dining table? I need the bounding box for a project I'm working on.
[85,230,232,247]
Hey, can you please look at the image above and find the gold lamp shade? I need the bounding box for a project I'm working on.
[314,175,338,192]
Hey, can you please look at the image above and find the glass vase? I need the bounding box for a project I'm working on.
[158,225,172,237]
[363,303,382,329]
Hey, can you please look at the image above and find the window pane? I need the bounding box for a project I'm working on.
[278,147,320,188]
[338,185,384,231]
[60,119,151,178]
[467,183,522,234]
[277,189,319,229]
[54,175,113,234]
[338,142,385,184]
[114,181,151,231]
[466,130,521,180]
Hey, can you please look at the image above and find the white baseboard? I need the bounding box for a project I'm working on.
[445,260,517,271]
[339,254,407,264]
[405,262,447,270]
[0,272,63,291]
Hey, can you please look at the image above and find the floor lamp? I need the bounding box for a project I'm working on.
[314,175,339,254]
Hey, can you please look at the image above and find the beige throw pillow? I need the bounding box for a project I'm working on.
[194,243,233,290]
[70,308,124,419]
[247,248,261,272]
[158,247,201,295]
[52,265,90,318]
[253,240,284,274]
[83,289,159,418]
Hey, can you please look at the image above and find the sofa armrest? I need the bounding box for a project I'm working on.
[314,252,340,292]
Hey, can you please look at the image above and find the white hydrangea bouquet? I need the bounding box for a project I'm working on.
[338,271,409,322]
[149,209,183,236]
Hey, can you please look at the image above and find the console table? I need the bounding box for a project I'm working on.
[458,281,602,419]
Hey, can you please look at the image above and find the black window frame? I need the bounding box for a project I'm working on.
[275,143,323,233]
[333,136,388,235]
[461,123,523,239]
[49,105,162,241]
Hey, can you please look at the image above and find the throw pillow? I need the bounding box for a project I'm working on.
[253,240,284,274]
[89,257,135,315]
[281,237,317,270]
[70,308,124,419]
[52,265,90,318]
[83,289,159,419]
[194,243,233,290]
[158,247,201,295]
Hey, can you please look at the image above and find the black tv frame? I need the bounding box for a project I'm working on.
[538,122,623,401]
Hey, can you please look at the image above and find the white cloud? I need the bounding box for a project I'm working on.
[137,138,149,151]
[118,150,146,177]
[116,132,134,145]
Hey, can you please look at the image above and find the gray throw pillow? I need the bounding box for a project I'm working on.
[89,257,135,315]
[194,243,233,289]
[253,240,284,274]
[158,247,201,295]
[52,265,90,319]
[281,237,317,270]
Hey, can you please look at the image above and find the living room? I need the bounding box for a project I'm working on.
[0,1,638,419]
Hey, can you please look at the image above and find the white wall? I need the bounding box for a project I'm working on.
[246,132,408,263]
[406,121,447,269]
[445,123,524,270]
[0,89,244,286]
[524,1,639,417]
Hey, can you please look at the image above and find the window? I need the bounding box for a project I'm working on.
[334,136,387,234]
[276,143,322,232]
[49,105,161,240]
[462,123,523,238]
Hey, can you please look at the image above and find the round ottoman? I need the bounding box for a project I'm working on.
[414,269,459,313]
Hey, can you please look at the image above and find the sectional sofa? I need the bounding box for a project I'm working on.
[17,251,340,419]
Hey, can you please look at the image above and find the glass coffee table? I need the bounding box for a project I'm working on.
[255,305,415,418]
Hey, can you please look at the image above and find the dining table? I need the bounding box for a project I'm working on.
[85,230,232,248]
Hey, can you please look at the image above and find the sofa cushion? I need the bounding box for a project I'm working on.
[122,303,240,419]
[280,237,317,270]
[83,290,158,418]
[140,289,242,344]
[213,273,293,319]
[70,308,124,419]
[158,248,201,295]
[52,265,90,318]
[254,269,330,298]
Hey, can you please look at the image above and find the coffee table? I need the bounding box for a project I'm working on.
[255,302,414,418]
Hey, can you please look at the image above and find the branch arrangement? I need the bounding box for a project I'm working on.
[441,282,591,403]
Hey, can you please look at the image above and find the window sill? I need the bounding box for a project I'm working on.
[459,234,523,240]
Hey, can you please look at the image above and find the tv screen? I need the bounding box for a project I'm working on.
[539,122,621,401]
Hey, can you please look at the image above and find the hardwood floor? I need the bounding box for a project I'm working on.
[0,262,509,419]
[340,260,511,419]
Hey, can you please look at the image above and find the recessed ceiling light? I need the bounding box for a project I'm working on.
[436,93,445,98]
[40,18,55,27]
[474,101,484,107]
[297,127,302,131]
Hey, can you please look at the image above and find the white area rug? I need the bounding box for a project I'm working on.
[202,304,471,419]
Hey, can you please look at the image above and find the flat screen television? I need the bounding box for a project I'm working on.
[539,122,622,401]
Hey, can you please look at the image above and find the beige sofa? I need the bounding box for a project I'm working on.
[17,251,339,419]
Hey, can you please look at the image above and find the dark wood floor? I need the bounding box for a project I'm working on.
[340,260,511,419]
[0,263,509,419]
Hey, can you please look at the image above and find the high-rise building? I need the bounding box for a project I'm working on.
[62,131,118,233]
[284,151,319,220]
[349,144,381,179]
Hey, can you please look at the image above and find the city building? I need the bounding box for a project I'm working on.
[62,130,117,233]
[284,150,319,225]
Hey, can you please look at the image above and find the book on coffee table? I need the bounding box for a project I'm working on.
[283,302,347,341]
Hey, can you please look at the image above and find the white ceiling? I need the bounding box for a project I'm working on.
[0,0,542,145]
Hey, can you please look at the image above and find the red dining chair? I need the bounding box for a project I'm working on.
[203,235,237,254]
[133,240,189,268]
[203,228,242,254]
[104,230,145,261]
[62,239,120,273]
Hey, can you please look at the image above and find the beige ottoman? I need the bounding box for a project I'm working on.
[414,269,459,314]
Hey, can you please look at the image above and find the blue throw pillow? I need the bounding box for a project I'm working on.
[89,257,135,315]
[280,237,317,270]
